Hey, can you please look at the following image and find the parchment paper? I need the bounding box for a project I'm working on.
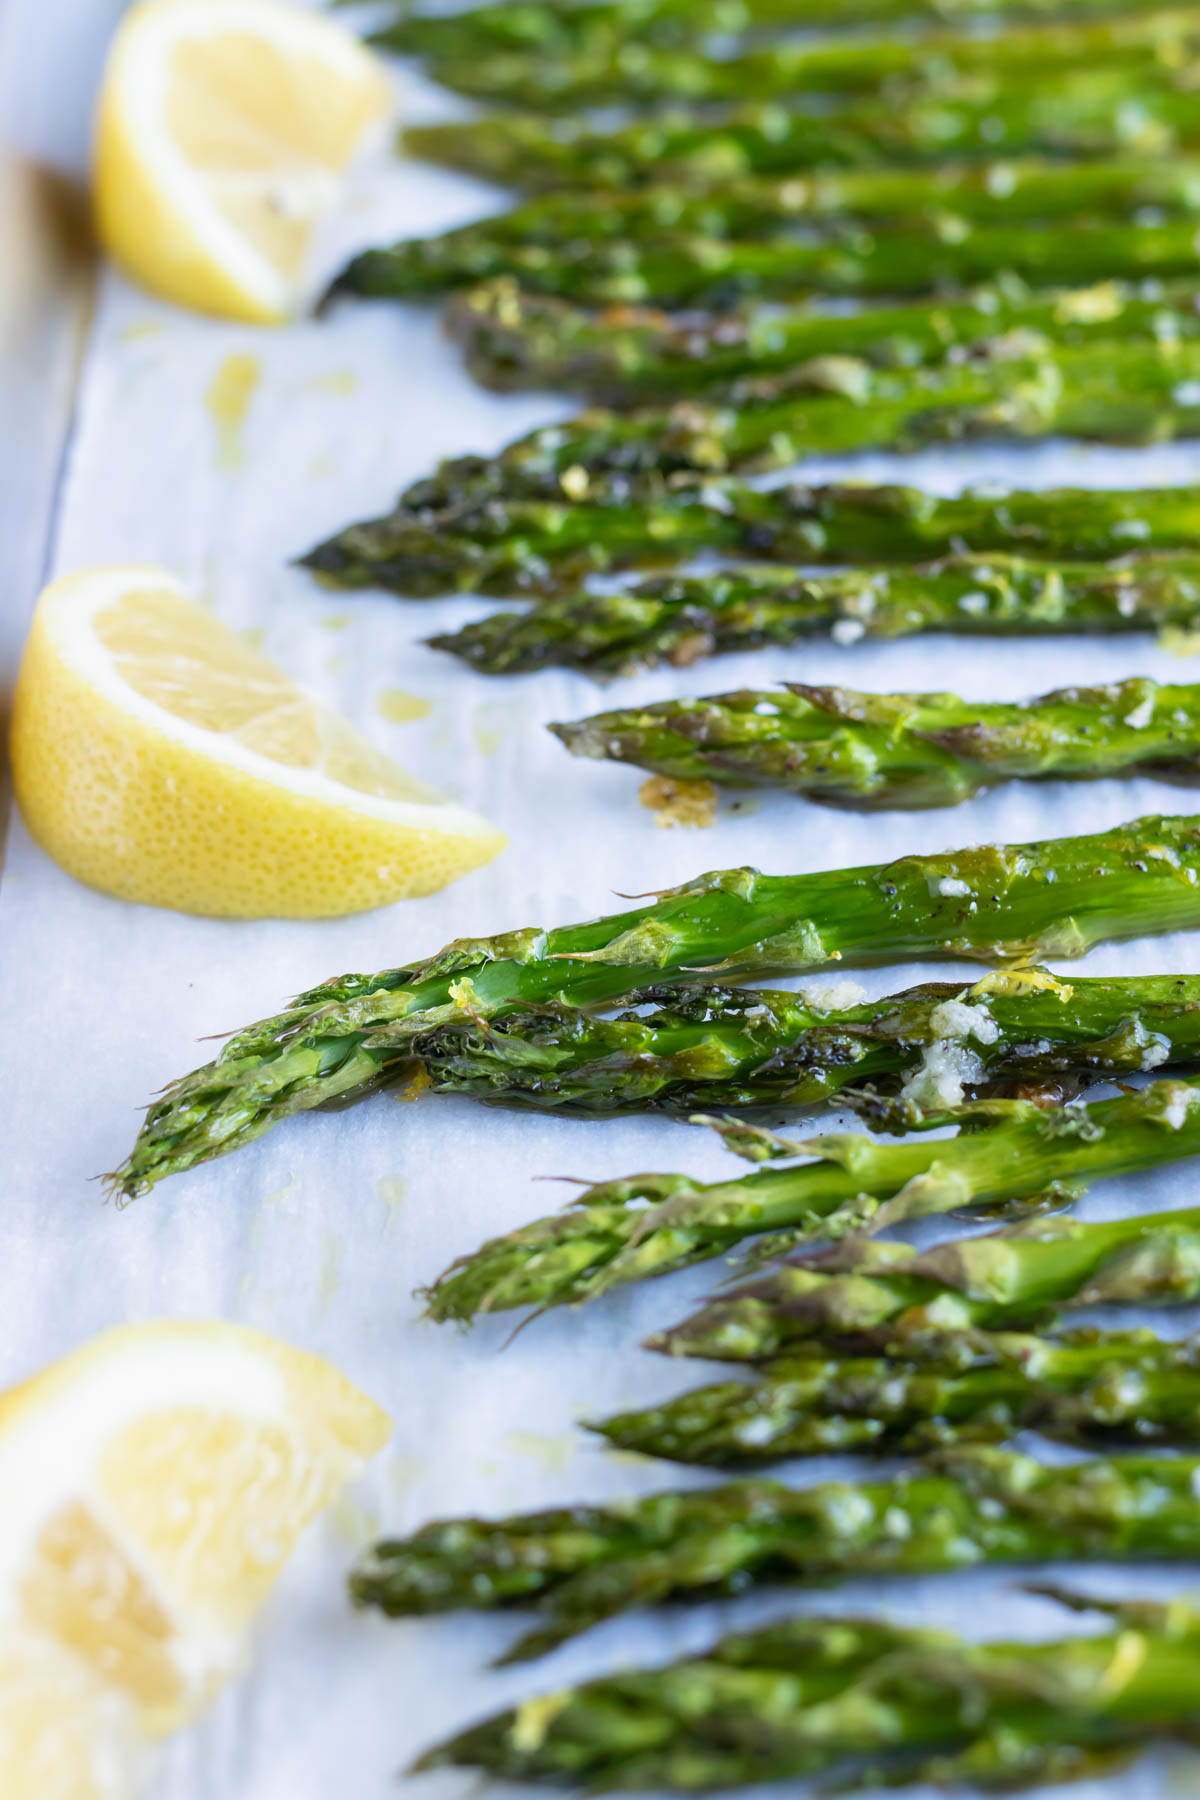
[4,29,1200,1800]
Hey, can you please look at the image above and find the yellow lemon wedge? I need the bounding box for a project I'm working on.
[10,565,506,917]
[0,1319,390,1768]
[94,0,391,321]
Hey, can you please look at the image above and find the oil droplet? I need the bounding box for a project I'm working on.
[393,1068,432,1104]
[378,687,432,724]
[206,352,260,469]
[504,1431,576,1477]
[308,454,337,481]
[323,653,344,676]
[320,613,351,631]
[1159,624,1200,657]
[472,702,510,757]
[331,1494,380,1548]
[640,774,718,829]
[260,1173,297,1207]
[118,320,164,343]
[388,1455,428,1498]
[378,1174,406,1236]
[308,370,357,395]
[319,1228,344,1304]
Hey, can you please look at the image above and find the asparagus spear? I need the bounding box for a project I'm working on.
[353,1445,1200,1659]
[346,341,1200,508]
[114,810,1200,1196]
[402,10,1200,110]
[591,1327,1200,1462]
[448,276,1200,402]
[408,969,1200,1118]
[433,554,1200,676]
[412,1588,1200,1788]
[656,1205,1200,1361]
[404,77,1200,189]
[339,213,1200,309]
[376,0,1183,60]
[421,1079,1200,1319]
[305,480,1200,600]
[346,160,1200,271]
[553,675,1200,808]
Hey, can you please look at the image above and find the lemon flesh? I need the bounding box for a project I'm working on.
[10,565,506,917]
[0,1632,144,1800]
[94,0,391,321]
[0,1320,390,1747]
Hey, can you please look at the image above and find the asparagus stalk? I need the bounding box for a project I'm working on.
[553,675,1200,808]
[448,276,1200,402]
[404,78,1200,189]
[376,0,1183,60]
[338,213,1200,309]
[657,1205,1200,1361]
[399,10,1200,110]
[406,969,1200,1118]
[591,1327,1200,1462]
[432,553,1200,676]
[305,480,1200,600]
[423,1079,1200,1319]
[346,160,1200,271]
[353,1445,1200,1659]
[114,811,1200,1196]
[351,341,1200,508]
[412,1588,1200,1788]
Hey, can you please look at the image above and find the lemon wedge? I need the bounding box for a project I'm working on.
[0,1320,389,1788]
[94,0,391,321]
[10,565,506,917]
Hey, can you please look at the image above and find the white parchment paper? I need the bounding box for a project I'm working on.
[6,34,1200,1800]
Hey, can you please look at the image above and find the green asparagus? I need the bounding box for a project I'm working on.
[655,1205,1200,1361]
[553,674,1200,807]
[433,554,1200,676]
[404,969,1200,1118]
[353,1445,1200,1659]
[591,1327,1200,1462]
[305,480,1200,600]
[448,276,1200,402]
[349,341,1200,507]
[399,10,1200,110]
[412,1588,1200,1788]
[375,0,1186,60]
[404,77,1200,188]
[114,811,1200,1195]
[422,1078,1200,1319]
[344,160,1200,270]
[339,213,1200,309]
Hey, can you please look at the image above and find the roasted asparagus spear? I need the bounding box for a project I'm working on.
[404,75,1200,188]
[354,1445,1200,1658]
[433,554,1200,675]
[399,9,1200,111]
[375,0,1185,60]
[305,480,1200,599]
[591,1327,1200,1462]
[405,969,1200,1118]
[655,1205,1200,1360]
[422,1079,1200,1320]
[552,675,1200,808]
[447,276,1200,403]
[115,811,1200,1195]
[411,1588,1200,1788]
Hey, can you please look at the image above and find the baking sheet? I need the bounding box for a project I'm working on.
[6,23,1200,1800]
